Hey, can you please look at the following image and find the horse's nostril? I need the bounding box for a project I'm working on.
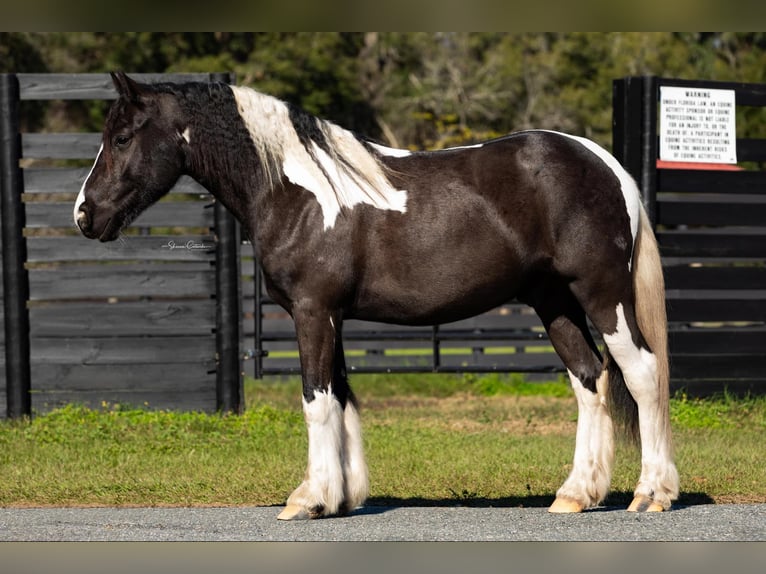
[76,205,90,233]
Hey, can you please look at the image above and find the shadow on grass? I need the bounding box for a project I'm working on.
[360,491,714,514]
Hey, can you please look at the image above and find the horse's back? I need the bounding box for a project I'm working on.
[380,130,635,265]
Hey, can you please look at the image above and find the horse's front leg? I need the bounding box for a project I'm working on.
[277,304,367,520]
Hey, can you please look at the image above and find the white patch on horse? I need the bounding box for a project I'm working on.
[302,386,345,513]
[180,127,191,144]
[367,140,487,158]
[540,130,640,270]
[230,86,407,230]
[73,143,103,227]
[556,370,614,508]
[442,142,485,151]
[602,303,657,386]
[368,142,412,158]
[602,302,678,507]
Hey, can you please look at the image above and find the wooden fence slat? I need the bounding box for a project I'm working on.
[30,300,215,337]
[25,201,213,229]
[657,169,766,195]
[22,133,101,159]
[657,196,766,227]
[31,336,215,365]
[23,169,209,196]
[667,299,766,323]
[669,354,766,379]
[27,235,217,263]
[669,328,766,354]
[32,363,215,391]
[658,230,766,258]
[664,264,766,290]
[29,264,214,300]
[666,289,766,300]
[22,167,89,194]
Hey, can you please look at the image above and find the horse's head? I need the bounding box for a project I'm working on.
[74,72,188,241]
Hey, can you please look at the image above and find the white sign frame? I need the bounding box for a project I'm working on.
[659,86,737,164]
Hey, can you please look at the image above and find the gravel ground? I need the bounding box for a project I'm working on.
[1,503,763,541]
[2,505,764,574]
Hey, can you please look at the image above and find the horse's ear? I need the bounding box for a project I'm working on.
[110,71,143,102]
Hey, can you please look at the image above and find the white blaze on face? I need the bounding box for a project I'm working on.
[73,143,103,227]
[230,86,408,230]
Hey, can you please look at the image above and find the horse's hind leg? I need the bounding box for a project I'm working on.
[278,304,368,520]
[571,278,679,512]
[597,301,679,511]
[531,284,615,513]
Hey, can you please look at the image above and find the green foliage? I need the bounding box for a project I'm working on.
[4,32,766,151]
[241,33,379,136]
[670,391,766,429]
[460,372,571,397]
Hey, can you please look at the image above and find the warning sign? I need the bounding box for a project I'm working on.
[659,86,737,164]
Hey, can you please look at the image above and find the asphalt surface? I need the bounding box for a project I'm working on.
[1,503,763,541]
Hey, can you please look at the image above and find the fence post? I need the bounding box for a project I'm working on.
[0,74,31,418]
[612,76,659,228]
[640,76,658,227]
[211,72,243,414]
[253,266,264,379]
[613,78,641,176]
[431,325,441,372]
[213,197,242,414]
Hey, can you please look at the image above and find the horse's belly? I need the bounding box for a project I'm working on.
[351,260,520,326]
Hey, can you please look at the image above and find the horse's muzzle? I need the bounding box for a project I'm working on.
[75,203,102,240]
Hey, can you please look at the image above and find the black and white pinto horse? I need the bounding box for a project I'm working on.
[75,73,679,519]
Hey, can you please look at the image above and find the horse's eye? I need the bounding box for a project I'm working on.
[114,134,132,148]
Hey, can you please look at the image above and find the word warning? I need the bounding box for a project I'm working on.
[659,86,737,164]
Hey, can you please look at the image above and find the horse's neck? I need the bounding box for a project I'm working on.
[183,94,267,229]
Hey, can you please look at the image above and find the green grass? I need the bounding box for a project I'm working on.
[0,373,764,507]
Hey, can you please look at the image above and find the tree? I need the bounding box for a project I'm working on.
[3,32,766,150]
